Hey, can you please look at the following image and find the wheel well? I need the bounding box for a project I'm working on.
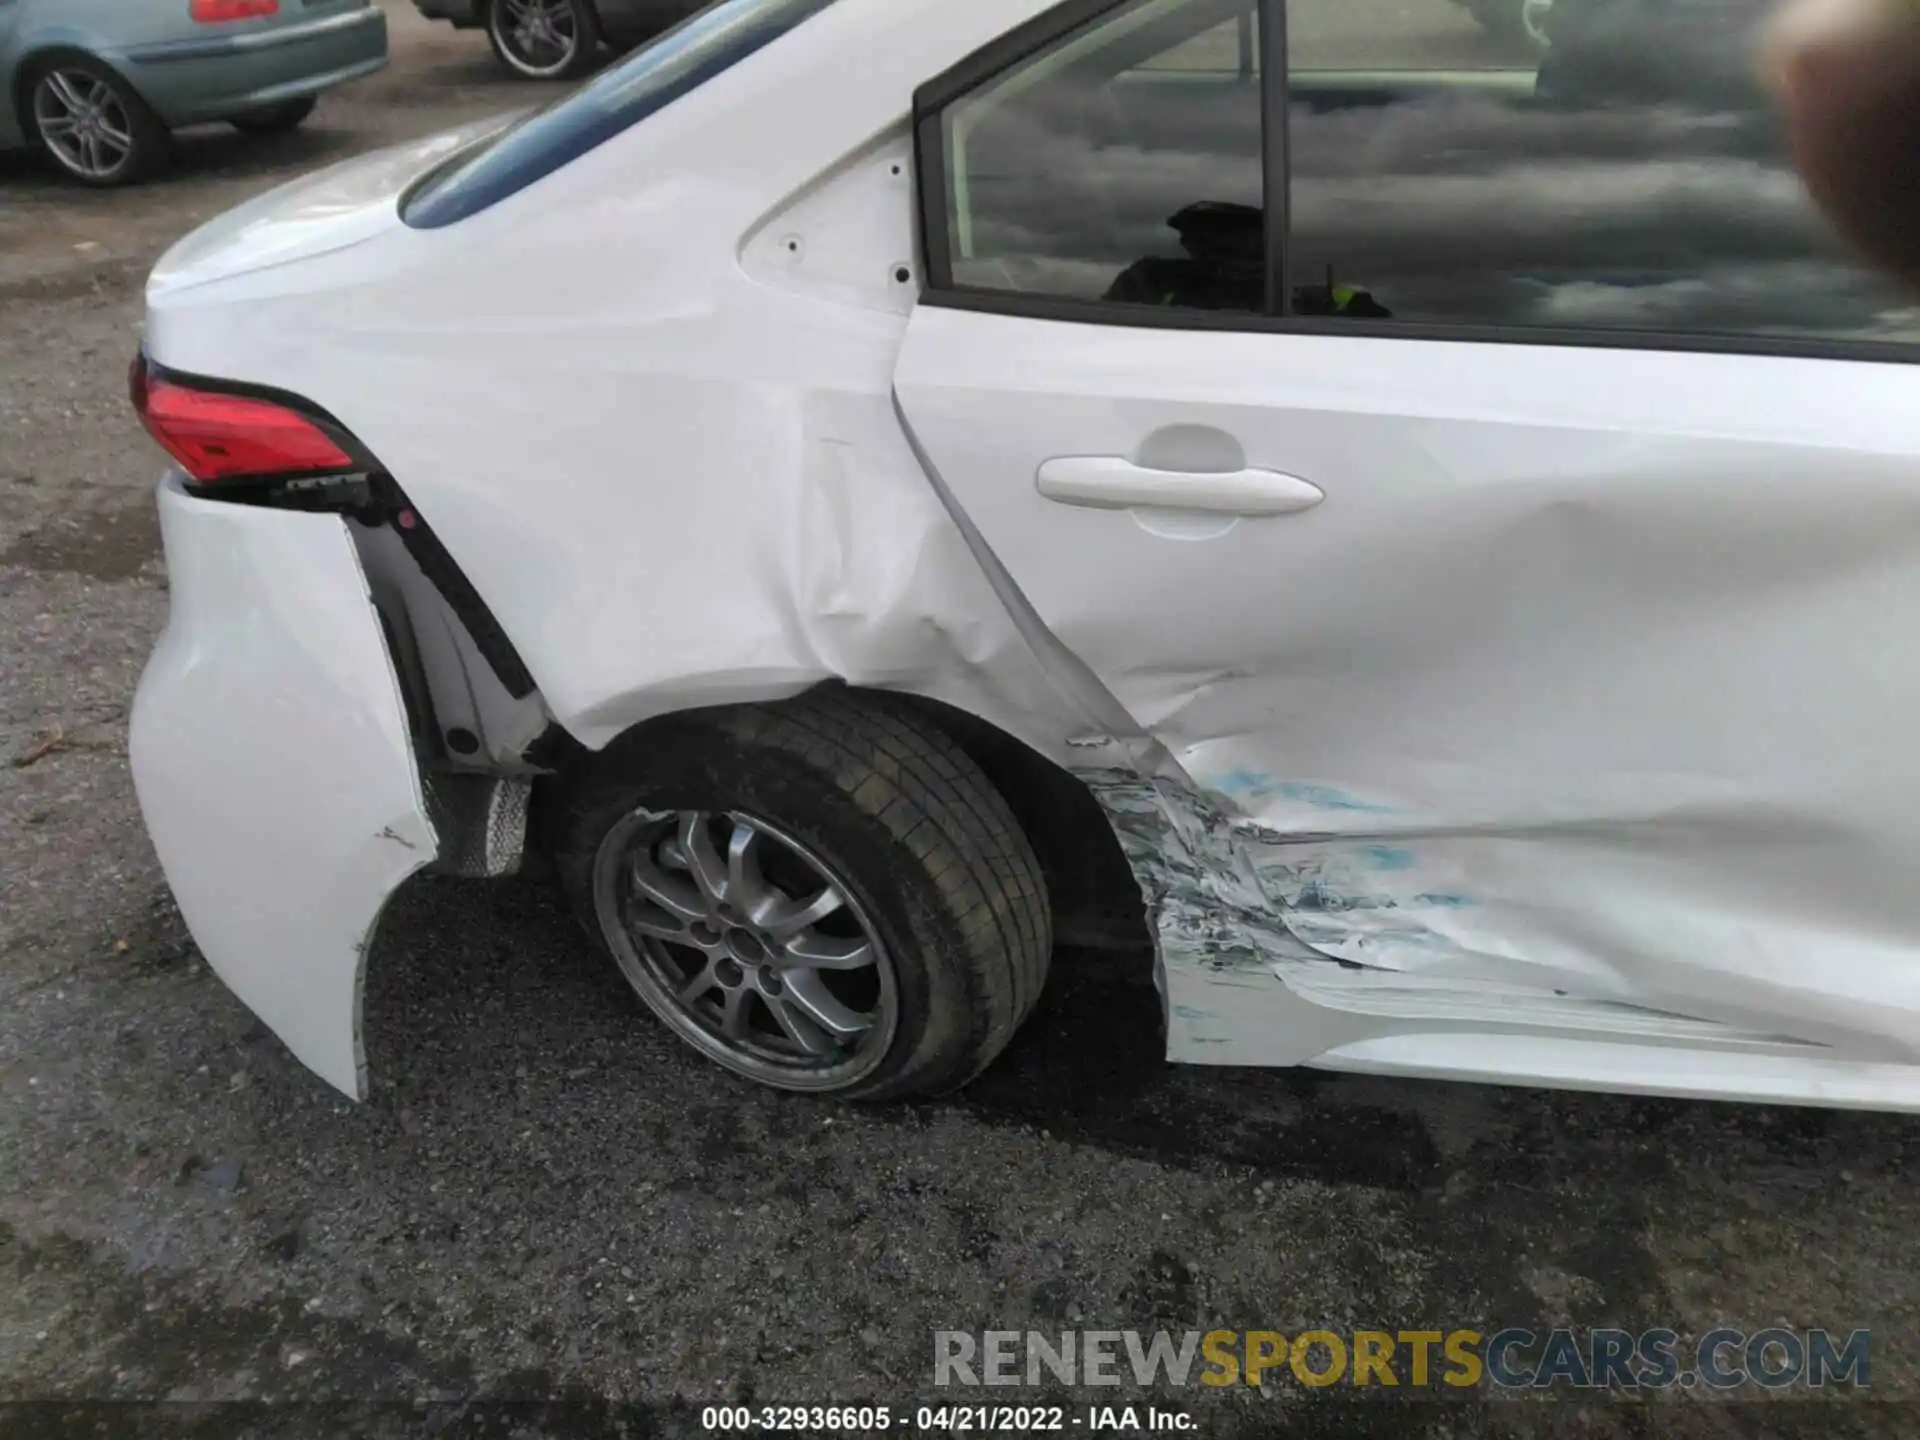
[851,689,1151,952]
[531,687,1152,951]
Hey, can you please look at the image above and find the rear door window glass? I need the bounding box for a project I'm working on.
[1284,0,1920,344]
[930,0,1265,313]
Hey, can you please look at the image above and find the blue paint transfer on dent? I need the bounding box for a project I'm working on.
[1212,768,1274,798]
[1363,845,1416,871]
[1205,771,1396,814]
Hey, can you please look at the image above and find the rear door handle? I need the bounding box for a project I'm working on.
[1036,456,1325,517]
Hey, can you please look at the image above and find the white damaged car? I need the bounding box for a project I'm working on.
[130,0,1920,1109]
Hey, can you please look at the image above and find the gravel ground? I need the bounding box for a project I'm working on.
[2,6,1917,1438]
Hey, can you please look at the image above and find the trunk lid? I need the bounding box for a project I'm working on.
[148,114,521,299]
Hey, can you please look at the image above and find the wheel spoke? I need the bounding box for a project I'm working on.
[677,960,720,1006]
[627,907,693,944]
[46,72,86,111]
[763,883,844,942]
[782,971,871,1041]
[96,119,131,153]
[37,114,77,137]
[780,932,873,971]
[719,987,752,1041]
[629,851,706,927]
[725,821,780,922]
[766,995,835,1055]
[678,813,729,910]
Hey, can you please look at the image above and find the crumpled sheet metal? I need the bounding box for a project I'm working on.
[1075,744,1920,1072]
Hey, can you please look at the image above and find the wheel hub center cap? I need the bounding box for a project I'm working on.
[725,929,769,967]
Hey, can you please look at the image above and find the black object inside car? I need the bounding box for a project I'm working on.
[1105,200,1264,311]
[1104,202,1391,318]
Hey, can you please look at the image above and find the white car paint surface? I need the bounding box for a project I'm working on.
[130,479,437,1100]
[896,311,1920,1087]
[131,0,1920,1110]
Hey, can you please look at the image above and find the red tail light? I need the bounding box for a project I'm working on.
[189,0,279,21]
[130,357,353,484]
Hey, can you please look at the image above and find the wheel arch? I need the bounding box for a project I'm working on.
[533,682,1152,955]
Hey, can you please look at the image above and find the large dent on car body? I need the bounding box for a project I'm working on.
[1169,751,1920,1059]
[131,480,439,1100]
[1067,758,1892,1070]
[1071,765,1373,1064]
[130,0,1920,1094]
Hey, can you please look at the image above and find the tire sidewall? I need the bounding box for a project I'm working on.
[555,714,978,1101]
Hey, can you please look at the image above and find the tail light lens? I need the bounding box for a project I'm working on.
[189,0,279,21]
[130,355,354,484]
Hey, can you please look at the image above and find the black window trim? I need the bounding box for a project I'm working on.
[909,0,1920,367]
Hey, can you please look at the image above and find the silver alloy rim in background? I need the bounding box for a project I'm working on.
[493,0,583,77]
[592,808,900,1091]
[1521,0,1554,49]
[32,70,134,181]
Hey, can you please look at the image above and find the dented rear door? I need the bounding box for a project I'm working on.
[895,308,1920,1063]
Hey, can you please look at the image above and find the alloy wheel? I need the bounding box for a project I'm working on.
[591,808,899,1091]
[32,70,135,182]
[493,0,584,77]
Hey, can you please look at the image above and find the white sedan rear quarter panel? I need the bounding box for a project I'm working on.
[132,0,1920,1111]
[131,479,438,1099]
[140,0,1081,756]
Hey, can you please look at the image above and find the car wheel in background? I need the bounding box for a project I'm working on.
[23,55,167,187]
[555,691,1052,1101]
[229,97,318,134]
[486,0,602,80]
[1471,0,1554,50]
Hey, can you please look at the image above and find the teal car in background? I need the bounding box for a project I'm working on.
[0,0,387,186]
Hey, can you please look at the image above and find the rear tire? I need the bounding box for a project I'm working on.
[229,96,317,134]
[486,0,601,80]
[23,54,167,187]
[554,691,1052,1100]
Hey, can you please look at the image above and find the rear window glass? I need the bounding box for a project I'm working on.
[404,0,840,229]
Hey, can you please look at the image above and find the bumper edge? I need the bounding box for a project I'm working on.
[130,476,439,1100]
